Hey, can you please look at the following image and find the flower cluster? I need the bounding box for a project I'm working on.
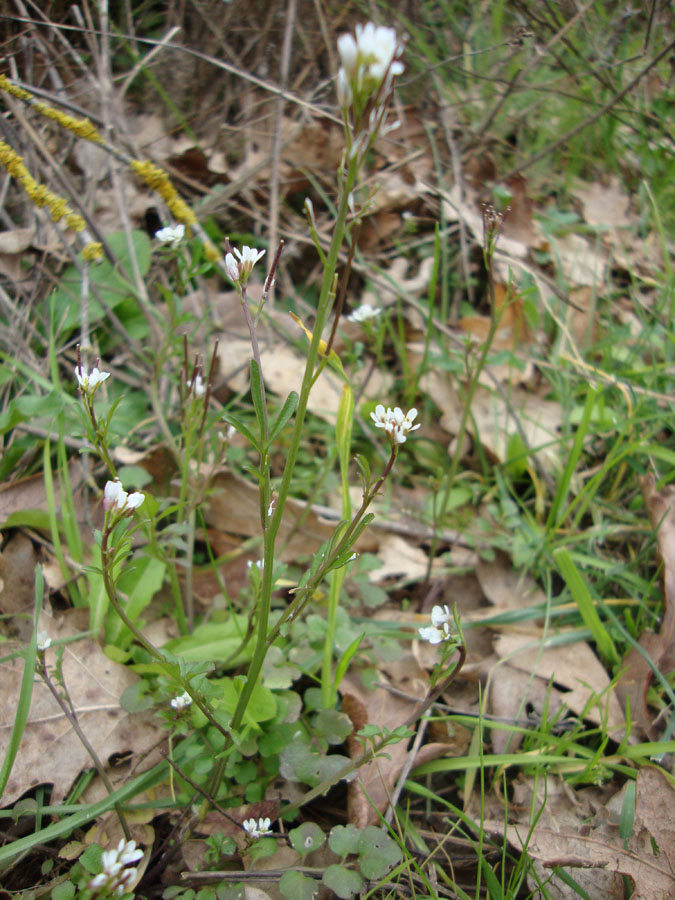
[225,244,266,287]
[88,839,143,897]
[370,405,420,445]
[75,364,110,394]
[155,223,185,246]
[418,605,453,644]
[170,691,192,711]
[337,23,404,110]
[243,817,273,839]
[103,478,145,515]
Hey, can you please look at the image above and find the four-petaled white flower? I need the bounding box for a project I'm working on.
[170,691,193,710]
[347,304,382,323]
[187,374,206,397]
[155,224,185,246]
[370,405,420,444]
[243,817,273,839]
[88,838,143,897]
[419,604,453,644]
[225,245,266,286]
[36,631,51,651]
[103,478,145,515]
[337,23,404,108]
[75,365,110,393]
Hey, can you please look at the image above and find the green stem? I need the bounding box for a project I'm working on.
[228,159,359,736]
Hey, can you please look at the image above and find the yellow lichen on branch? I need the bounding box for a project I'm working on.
[130,160,197,228]
[0,140,85,231]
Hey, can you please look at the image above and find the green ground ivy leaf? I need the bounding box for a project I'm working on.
[357,826,402,880]
[322,864,363,899]
[279,870,317,900]
[288,822,325,858]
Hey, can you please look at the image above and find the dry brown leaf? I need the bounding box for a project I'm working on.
[488,664,564,755]
[616,475,675,738]
[0,459,87,526]
[476,552,546,610]
[493,768,675,900]
[369,535,436,585]
[571,177,632,229]
[204,471,377,563]
[429,376,561,467]
[551,232,608,287]
[0,612,162,805]
[493,632,625,735]
[0,532,39,619]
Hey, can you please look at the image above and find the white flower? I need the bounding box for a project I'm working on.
[225,245,266,285]
[88,839,143,896]
[337,22,404,108]
[187,374,205,397]
[170,691,192,710]
[155,224,185,246]
[431,604,451,626]
[419,605,453,644]
[74,365,110,392]
[103,479,145,515]
[347,304,382,323]
[243,817,273,839]
[36,631,51,651]
[370,405,420,444]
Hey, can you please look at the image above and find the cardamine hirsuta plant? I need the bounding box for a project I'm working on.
[10,22,467,895]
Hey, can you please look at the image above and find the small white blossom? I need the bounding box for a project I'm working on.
[243,817,273,839]
[74,365,110,392]
[337,23,404,108]
[370,405,420,445]
[419,605,453,644]
[347,304,382,323]
[155,224,185,246]
[88,839,143,896]
[36,631,51,651]
[187,374,206,397]
[225,245,266,285]
[170,691,193,710]
[103,478,145,515]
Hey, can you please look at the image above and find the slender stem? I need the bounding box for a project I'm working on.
[39,658,131,840]
[100,521,228,740]
[228,159,359,736]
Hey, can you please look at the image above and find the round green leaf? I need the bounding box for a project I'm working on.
[322,864,363,899]
[288,822,325,858]
[312,709,354,745]
[279,870,317,900]
[328,823,361,858]
[357,826,402,880]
